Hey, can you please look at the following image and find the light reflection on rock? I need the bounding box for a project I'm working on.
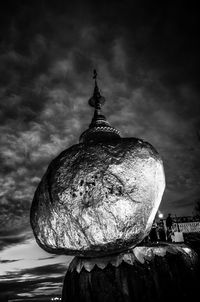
[30,138,165,257]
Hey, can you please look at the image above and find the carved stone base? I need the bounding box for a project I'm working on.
[61,243,199,302]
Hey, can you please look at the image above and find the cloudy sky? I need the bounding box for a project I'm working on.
[0,0,200,300]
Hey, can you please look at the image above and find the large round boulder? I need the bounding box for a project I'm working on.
[30,137,165,257]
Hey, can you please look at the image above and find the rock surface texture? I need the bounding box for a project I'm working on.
[30,137,165,257]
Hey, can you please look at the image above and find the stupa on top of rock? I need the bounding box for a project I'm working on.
[30,70,165,257]
[79,69,120,143]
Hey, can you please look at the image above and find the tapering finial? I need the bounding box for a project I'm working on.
[79,70,120,143]
[88,70,105,109]
[93,69,97,80]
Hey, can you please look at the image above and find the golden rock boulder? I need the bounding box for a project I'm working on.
[30,72,165,257]
[31,138,165,257]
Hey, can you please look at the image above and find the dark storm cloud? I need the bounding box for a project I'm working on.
[37,255,56,261]
[0,259,21,263]
[0,228,31,251]
[0,277,63,300]
[0,0,200,237]
[0,263,66,299]
[1,263,66,280]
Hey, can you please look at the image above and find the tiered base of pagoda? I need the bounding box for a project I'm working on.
[61,243,199,302]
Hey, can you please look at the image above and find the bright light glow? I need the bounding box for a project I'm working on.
[158,213,163,219]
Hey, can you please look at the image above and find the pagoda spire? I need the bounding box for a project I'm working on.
[88,69,105,113]
[79,70,120,143]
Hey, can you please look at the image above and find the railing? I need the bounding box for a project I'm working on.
[172,221,200,233]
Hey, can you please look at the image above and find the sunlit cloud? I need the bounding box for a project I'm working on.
[0,235,72,299]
